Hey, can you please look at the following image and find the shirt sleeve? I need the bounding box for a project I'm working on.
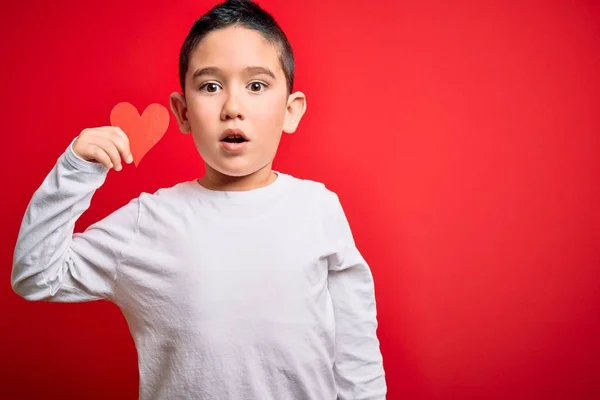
[11,140,140,303]
[324,191,387,399]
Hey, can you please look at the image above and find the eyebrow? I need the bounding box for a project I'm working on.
[192,66,276,80]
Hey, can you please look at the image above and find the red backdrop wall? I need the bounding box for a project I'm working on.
[2,1,599,399]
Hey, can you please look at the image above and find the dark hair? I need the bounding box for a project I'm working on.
[177,0,295,95]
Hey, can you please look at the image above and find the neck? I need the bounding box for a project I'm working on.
[198,163,277,192]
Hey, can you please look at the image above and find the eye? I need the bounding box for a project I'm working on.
[247,81,268,92]
[199,82,222,93]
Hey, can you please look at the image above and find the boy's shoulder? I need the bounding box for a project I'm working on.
[273,172,345,217]
[280,172,341,203]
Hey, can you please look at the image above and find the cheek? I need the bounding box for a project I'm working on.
[187,97,219,126]
[255,98,287,131]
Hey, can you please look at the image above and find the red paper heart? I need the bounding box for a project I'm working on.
[110,102,170,167]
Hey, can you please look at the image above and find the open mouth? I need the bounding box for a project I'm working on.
[221,135,248,143]
[220,129,249,144]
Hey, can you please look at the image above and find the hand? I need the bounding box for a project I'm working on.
[72,127,133,171]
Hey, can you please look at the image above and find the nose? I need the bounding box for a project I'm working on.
[220,89,245,121]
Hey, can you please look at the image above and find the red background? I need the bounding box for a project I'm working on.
[2,1,599,399]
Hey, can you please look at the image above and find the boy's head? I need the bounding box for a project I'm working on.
[177,0,295,96]
[169,0,306,183]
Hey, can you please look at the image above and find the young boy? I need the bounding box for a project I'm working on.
[11,0,387,399]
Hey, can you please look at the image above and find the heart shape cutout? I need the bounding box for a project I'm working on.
[110,102,170,167]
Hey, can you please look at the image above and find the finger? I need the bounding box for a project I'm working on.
[90,145,114,169]
[93,138,123,171]
[107,127,133,164]
[95,127,131,166]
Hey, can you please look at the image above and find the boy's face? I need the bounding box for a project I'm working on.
[170,26,306,182]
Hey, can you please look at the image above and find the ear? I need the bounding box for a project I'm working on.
[282,91,307,134]
[169,92,191,133]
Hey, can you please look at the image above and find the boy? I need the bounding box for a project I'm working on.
[11,0,387,399]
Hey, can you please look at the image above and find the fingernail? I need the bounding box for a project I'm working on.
[115,164,122,171]
[127,155,133,163]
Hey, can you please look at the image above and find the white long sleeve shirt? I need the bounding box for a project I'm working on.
[11,142,387,400]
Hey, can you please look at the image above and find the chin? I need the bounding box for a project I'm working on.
[208,160,265,178]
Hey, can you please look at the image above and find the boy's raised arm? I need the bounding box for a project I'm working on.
[11,132,139,303]
[325,192,387,400]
